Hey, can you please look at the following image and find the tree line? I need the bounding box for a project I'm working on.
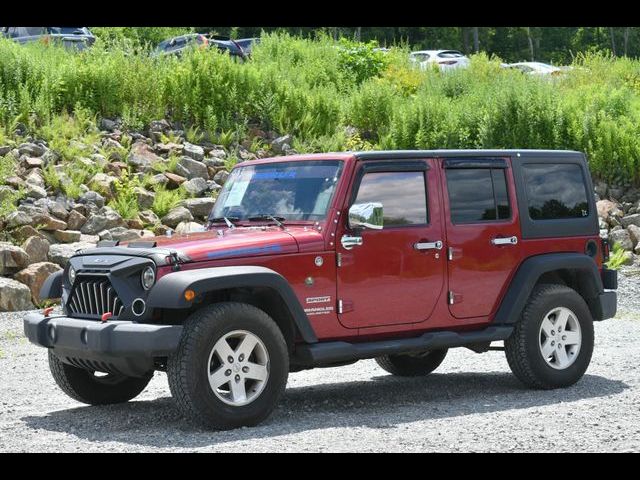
[207,27,640,64]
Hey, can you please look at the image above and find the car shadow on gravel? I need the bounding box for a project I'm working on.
[21,371,628,448]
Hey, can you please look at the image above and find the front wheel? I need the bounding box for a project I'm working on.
[505,284,594,389]
[48,350,152,405]
[167,302,289,430]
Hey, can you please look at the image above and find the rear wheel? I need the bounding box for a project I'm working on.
[48,350,152,405]
[375,349,448,377]
[505,284,594,389]
[167,302,289,430]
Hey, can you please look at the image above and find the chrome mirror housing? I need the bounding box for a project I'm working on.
[348,202,383,230]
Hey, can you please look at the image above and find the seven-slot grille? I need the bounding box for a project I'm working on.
[68,276,124,318]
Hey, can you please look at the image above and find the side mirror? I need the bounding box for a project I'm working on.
[348,202,384,230]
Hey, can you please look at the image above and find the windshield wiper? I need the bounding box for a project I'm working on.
[208,216,239,229]
[247,214,286,229]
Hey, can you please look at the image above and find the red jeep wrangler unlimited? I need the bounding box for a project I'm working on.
[24,150,618,430]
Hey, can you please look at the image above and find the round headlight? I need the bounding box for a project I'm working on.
[68,266,76,285]
[141,266,155,290]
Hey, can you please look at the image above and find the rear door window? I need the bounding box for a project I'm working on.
[445,168,511,223]
[523,164,589,220]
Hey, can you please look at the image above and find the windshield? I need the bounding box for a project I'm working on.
[209,160,343,223]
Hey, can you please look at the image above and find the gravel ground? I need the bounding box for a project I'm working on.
[1,271,639,452]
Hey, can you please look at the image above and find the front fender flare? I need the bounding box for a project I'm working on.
[147,266,317,343]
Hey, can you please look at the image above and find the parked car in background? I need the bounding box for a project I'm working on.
[503,62,563,76]
[0,27,95,50]
[234,37,260,56]
[410,50,470,70]
[154,33,246,61]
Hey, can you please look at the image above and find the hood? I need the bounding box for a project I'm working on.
[144,225,325,263]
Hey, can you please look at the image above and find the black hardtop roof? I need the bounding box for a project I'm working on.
[353,149,584,160]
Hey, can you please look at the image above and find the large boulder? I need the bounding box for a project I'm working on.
[610,229,634,251]
[621,213,640,229]
[66,210,87,230]
[133,186,155,209]
[0,277,34,311]
[106,227,143,242]
[627,224,640,248]
[127,141,164,173]
[182,177,208,197]
[139,209,161,226]
[5,211,32,228]
[0,242,30,275]
[21,236,50,264]
[24,183,47,199]
[181,198,215,218]
[80,207,125,235]
[78,190,105,209]
[176,156,209,180]
[164,172,186,187]
[18,142,46,157]
[30,214,67,232]
[161,207,193,228]
[175,221,205,234]
[14,262,62,304]
[213,170,229,185]
[53,229,82,243]
[90,173,118,198]
[597,199,624,225]
[271,134,292,154]
[183,142,205,162]
[48,241,96,267]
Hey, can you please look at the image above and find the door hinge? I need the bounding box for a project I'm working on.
[448,291,455,305]
[337,299,343,314]
[447,247,454,261]
[336,252,342,267]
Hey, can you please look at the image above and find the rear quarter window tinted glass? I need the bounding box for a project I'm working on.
[523,164,589,220]
[446,168,511,223]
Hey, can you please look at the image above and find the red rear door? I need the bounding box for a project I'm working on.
[440,157,521,319]
[336,158,446,329]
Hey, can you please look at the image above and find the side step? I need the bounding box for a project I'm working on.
[292,326,513,367]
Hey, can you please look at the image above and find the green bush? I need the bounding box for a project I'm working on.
[151,185,187,218]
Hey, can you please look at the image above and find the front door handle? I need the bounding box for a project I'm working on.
[341,235,363,250]
[414,240,443,251]
[491,236,518,246]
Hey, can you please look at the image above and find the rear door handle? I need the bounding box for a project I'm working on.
[491,236,518,246]
[414,240,443,251]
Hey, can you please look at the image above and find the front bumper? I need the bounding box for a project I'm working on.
[23,313,183,377]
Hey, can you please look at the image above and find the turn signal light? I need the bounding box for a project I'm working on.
[184,289,196,302]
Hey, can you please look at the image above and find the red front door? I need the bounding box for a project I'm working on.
[336,159,446,329]
[439,157,521,320]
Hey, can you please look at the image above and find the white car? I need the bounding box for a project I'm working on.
[409,50,470,70]
[503,62,563,76]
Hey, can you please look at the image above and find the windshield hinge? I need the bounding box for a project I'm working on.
[336,253,342,267]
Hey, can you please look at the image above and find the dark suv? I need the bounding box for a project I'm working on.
[24,150,618,430]
[1,27,95,50]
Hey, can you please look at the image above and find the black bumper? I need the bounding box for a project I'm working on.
[23,313,183,377]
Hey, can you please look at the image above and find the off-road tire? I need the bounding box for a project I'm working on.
[505,284,594,390]
[48,350,152,405]
[167,302,289,430]
[375,349,448,377]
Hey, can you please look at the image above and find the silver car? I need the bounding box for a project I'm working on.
[409,50,470,70]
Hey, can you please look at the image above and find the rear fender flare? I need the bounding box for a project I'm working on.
[493,253,604,324]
